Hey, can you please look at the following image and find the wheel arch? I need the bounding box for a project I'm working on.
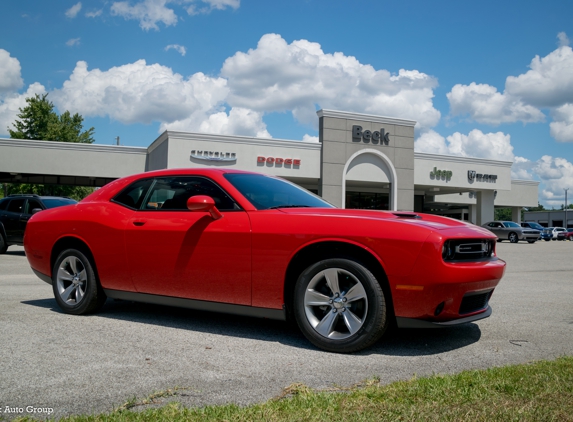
[51,236,99,280]
[283,240,394,324]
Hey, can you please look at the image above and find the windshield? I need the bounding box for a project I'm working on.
[504,222,520,228]
[526,222,544,230]
[42,198,77,209]
[225,173,334,210]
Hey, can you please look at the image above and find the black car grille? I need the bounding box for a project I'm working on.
[442,239,495,262]
[459,290,493,315]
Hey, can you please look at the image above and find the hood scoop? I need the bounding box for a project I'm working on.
[392,212,421,219]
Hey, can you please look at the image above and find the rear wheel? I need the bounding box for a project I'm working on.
[509,232,519,243]
[527,240,535,244]
[52,249,106,315]
[293,258,388,353]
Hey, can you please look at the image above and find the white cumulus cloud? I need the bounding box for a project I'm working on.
[505,43,573,109]
[447,82,545,125]
[221,34,441,132]
[549,103,573,142]
[51,60,228,125]
[111,0,178,31]
[65,2,82,18]
[165,44,186,56]
[534,155,573,206]
[0,49,24,95]
[161,107,270,138]
[186,0,240,15]
[415,129,514,161]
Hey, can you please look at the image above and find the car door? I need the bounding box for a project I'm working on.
[4,198,26,243]
[124,176,252,305]
[18,198,43,242]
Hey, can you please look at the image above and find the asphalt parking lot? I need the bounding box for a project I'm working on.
[1,240,572,419]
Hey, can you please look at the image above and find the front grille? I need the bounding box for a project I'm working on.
[523,230,540,235]
[459,290,492,315]
[442,239,495,261]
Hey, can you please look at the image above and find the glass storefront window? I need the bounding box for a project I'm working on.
[346,192,389,210]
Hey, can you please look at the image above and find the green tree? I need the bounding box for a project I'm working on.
[7,93,96,199]
[8,93,94,143]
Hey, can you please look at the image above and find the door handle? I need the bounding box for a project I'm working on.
[133,221,146,226]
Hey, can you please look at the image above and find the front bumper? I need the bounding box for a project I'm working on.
[396,305,492,328]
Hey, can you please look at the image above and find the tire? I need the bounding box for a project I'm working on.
[545,239,551,242]
[527,240,535,244]
[509,232,519,243]
[52,249,106,315]
[293,258,388,353]
[0,231,7,254]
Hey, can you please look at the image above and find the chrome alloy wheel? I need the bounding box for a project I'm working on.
[303,268,368,340]
[56,256,87,305]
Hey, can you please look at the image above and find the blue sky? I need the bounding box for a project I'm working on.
[1,0,572,207]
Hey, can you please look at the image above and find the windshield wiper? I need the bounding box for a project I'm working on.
[268,205,311,209]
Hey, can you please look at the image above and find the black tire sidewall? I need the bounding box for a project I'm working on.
[293,258,387,353]
[52,249,105,315]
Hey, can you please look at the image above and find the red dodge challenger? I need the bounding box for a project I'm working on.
[24,169,505,353]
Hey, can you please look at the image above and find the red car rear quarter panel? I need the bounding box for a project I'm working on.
[248,210,431,309]
[25,202,135,292]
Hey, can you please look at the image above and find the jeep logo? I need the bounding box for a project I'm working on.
[352,125,390,145]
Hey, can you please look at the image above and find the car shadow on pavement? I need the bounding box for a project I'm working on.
[4,249,26,256]
[21,297,482,356]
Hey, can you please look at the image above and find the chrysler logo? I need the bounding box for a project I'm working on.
[191,150,237,162]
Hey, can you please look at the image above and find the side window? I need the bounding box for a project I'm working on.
[7,198,25,214]
[0,199,8,211]
[149,177,239,211]
[113,179,154,209]
[25,199,43,214]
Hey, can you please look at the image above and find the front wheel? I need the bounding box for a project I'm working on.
[293,258,388,353]
[509,232,519,243]
[52,249,106,315]
[527,240,536,244]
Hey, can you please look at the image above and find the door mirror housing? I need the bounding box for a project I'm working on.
[186,195,223,220]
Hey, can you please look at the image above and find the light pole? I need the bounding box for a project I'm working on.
[565,188,569,229]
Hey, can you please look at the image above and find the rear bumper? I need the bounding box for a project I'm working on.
[32,268,52,285]
[396,305,492,328]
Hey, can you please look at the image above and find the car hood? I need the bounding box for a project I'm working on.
[276,208,493,234]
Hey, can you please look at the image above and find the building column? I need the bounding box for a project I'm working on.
[476,190,495,226]
[468,204,477,225]
[511,207,522,224]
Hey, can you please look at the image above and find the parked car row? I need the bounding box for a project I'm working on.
[481,221,573,243]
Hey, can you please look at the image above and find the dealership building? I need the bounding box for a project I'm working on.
[0,109,539,226]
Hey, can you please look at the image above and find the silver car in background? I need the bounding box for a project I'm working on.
[482,221,540,243]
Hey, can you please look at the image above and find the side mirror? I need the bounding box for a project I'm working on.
[31,208,43,215]
[186,195,223,220]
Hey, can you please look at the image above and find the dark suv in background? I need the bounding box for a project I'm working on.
[0,194,77,253]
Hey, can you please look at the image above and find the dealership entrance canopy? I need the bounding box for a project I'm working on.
[0,109,538,226]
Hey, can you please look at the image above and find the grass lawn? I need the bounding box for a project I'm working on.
[13,356,573,422]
